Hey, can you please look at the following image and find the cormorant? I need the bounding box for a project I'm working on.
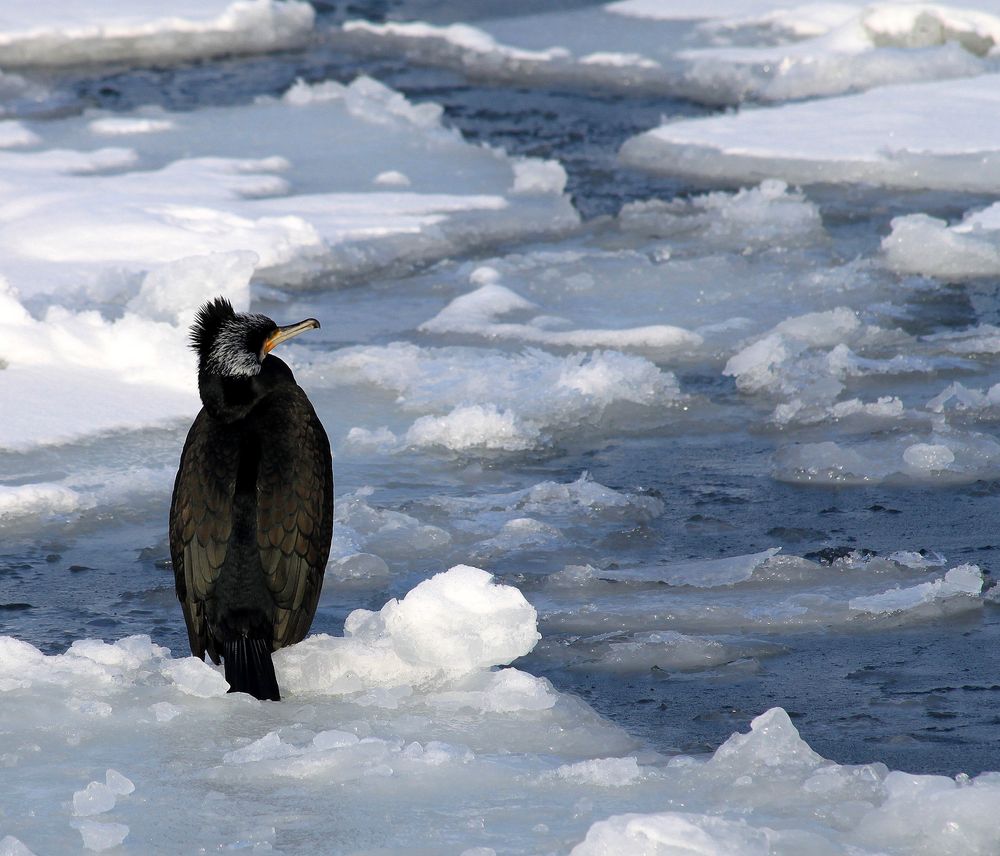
[169,297,333,701]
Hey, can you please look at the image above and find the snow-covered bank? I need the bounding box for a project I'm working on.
[0,0,314,67]
[2,566,996,855]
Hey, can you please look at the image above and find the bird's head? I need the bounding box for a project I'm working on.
[190,297,320,378]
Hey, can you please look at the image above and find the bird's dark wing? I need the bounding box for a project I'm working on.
[254,386,333,650]
[169,410,239,663]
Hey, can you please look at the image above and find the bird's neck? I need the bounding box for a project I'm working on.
[197,356,295,423]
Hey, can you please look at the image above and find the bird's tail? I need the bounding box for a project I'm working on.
[223,637,280,701]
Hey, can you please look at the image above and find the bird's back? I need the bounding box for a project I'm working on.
[169,381,333,692]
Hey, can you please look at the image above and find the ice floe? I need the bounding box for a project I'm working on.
[0,74,577,462]
[621,73,1000,191]
[0,0,315,67]
[537,548,986,636]
[322,343,684,454]
[325,473,667,582]
[774,432,1000,484]
[3,76,577,301]
[339,1,1000,104]
[572,706,1000,855]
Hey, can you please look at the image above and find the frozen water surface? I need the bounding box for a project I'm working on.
[4,0,1000,853]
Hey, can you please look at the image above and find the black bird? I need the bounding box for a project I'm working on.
[169,297,333,701]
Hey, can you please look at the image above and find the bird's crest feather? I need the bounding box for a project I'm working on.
[190,297,237,360]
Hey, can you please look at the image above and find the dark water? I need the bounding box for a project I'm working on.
[5,5,1000,778]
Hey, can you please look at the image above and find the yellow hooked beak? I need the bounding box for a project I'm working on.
[262,318,320,356]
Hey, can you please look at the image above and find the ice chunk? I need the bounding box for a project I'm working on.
[471,517,564,559]
[276,566,539,693]
[428,668,558,713]
[105,770,134,796]
[571,811,771,855]
[89,117,174,136]
[312,730,360,751]
[161,657,229,698]
[0,483,84,520]
[333,490,450,560]
[552,757,644,787]
[327,552,392,582]
[854,769,1000,853]
[346,566,539,673]
[149,701,182,722]
[420,283,702,353]
[574,631,786,673]
[618,180,823,249]
[373,170,410,187]
[711,707,825,773]
[76,821,128,852]
[0,122,40,148]
[902,443,956,470]
[849,564,984,614]
[405,404,543,453]
[510,158,567,195]
[0,838,37,856]
[883,212,1000,279]
[72,782,116,816]
[887,550,947,569]
[603,548,780,586]
[128,250,256,327]
[223,731,302,765]
[323,343,684,454]
[774,433,1000,485]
